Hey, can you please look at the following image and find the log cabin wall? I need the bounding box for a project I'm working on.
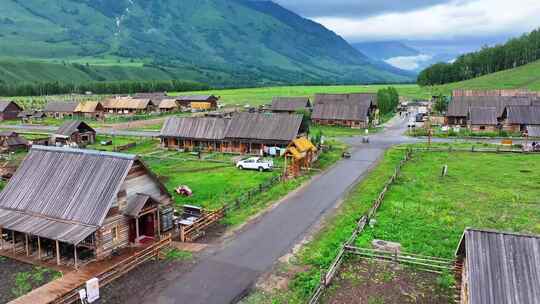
[120,162,167,203]
[95,213,131,260]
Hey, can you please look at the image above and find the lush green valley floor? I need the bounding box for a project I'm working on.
[172,84,430,106]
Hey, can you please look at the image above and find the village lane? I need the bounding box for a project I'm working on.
[137,117,409,304]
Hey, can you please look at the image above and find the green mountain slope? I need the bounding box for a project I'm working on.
[0,0,413,86]
[435,59,540,93]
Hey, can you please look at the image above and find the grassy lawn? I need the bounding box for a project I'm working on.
[243,144,540,303]
[86,135,158,154]
[355,151,540,258]
[171,84,431,107]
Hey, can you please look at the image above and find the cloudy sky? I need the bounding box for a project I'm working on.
[274,0,540,45]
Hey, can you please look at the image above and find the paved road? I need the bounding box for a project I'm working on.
[0,124,160,138]
[139,117,410,304]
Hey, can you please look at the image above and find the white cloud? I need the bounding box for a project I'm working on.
[385,54,432,70]
[313,0,540,41]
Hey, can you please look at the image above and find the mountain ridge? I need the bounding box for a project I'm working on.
[0,0,414,86]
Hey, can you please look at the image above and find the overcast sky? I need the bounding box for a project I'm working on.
[274,0,540,44]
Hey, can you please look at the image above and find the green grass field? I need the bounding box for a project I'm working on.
[171,84,432,107]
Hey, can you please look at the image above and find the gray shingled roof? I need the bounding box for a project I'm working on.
[161,113,302,142]
[527,126,540,137]
[43,101,79,113]
[469,107,498,125]
[457,228,540,304]
[312,102,370,122]
[225,112,302,141]
[0,100,22,112]
[271,97,311,112]
[504,106,540,125]
[448,96,532,117]
[0,146,136,244]
[160,117,229,140]
[55,120,95,137]
[314,93,377,107]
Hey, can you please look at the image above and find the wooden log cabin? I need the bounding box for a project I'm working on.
[43,101,79,119]
[467,107,498,132]
[312,93,378,128]
[160,112,303,155]
[0,100,23,121]
[0,146,173,268]
[74,101,105,120]
[284,137,317,178]
[177,95,219,111]
[51,120,96,146]
[0,131,29,152]
[500,105,540,134]
[102,97,157,115]
[455,228,540,304]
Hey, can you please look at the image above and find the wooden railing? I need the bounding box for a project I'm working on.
[53,235,172,304]
[179,208,226,242]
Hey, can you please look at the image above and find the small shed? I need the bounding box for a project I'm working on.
[52,121,96,146]
[456,228,540,304]
[271,97,311,113]
[0,101,23,121]
[0,131,29,152]
[284,137,317,177]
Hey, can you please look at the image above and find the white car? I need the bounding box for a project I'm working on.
[236,157,273,172]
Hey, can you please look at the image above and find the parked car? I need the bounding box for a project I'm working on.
[407,119,416,128]
[236,157,273,172]
[415,113,425,122]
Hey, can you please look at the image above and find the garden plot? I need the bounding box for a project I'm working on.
[322,257,453,304]
[0,257,60,303]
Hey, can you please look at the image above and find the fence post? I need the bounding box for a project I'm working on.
[180,225,185,242]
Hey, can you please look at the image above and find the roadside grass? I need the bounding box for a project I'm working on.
[164,249,193,261]
[11,267,61,298]
[171,84,431,107]
[355,151,540,258]
[409,127,523,138]
[311,125,368,138]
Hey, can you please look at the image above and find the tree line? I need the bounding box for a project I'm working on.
[0,79,210,97]
[377,87,399,115]
[418,27,540,86]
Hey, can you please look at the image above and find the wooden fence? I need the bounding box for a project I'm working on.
[308,151,412,304]
[53,235,172,304]
[179,207,226,242]
[226,174,283,212]
[399,146,540,154]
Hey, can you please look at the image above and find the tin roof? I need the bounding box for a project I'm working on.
[469,107,498,125]
[457,228,540,304]
[271,97,311,112]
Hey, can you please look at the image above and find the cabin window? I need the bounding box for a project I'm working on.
[480,126,486,130]
[111,226,119,243]
[81,135,89,142]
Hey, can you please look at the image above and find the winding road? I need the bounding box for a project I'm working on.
[136,117,413,304]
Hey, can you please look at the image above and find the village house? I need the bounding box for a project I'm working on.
[467,107,498,132]
[102,97,157,115]
[456,228,540,304]
[177,95,219,111]
[160,112,303,155]
[43,101,79,119]
[158,99,181,113]
[311,93,378,128]
[501,105,540,134]
[51,121,96,146]
[446,96,533,127]
[0,146,173,267]
[284,137,317,178]
[271,97,311,113]
[0,100,23,121]
[17,110,36,123]
[74,101,105,120]
[0,131,29,152]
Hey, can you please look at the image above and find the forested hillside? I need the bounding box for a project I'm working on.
[0,0,413,87]
[418,28,540,86]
